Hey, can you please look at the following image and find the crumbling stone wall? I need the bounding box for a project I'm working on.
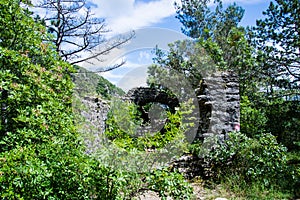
[77,71,240,178]
[75,96,110,154]
[125,71,240,142]
[124,71,240,179]
[199,71,240,141]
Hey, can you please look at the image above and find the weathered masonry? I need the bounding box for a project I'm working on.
[124,71,240,142]
[75,71,240,178]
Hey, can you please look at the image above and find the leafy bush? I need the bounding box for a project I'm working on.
[208,132,290,187]
[0,1,126,199]
[265,99,300,150]
[240,96,267,137]
[192,131,300,198]
[105,98,189,151]
[145,168,193,200]
[101,98,195,198]
[0,143,118,199]
[0,0,75,151]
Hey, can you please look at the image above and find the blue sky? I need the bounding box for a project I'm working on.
[79,0,272,90]
[86,0,270,34]
[149,1,270,32]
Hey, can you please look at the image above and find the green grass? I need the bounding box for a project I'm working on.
[214,173,295,200]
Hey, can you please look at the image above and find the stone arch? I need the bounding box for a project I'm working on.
[124,71,240,141]
[124,87,180,123]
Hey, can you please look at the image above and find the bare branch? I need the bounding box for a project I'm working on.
[70,31,134,65]
[33,0,134,71]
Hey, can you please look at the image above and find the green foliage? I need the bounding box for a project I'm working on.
[265,99,300,150]
[175,0,259,99]
[145,168,193,200]
[0,0,40,51]
[149,40,215,93]
[105,98,188,151]
[240,96,267,137]
[106,168,193,200]
[96,76,124,99]
[198,27,258,98]
[1,141,172,199]
[0,1,194,199]
[0,1,101,198]
[251,0,300,149]
[253,0,300,90]
[0,0,75,151]
[287,151,300,180]
[0,1,128,199]
[219,176,294,199]
[206,132,300,196]
[105,99,142,149]
[72,65,124,98]
[175,0,244,41]
[2,0,298,199]
[102,99,194,198]
[175,1,254,71]
[171,0,299,197]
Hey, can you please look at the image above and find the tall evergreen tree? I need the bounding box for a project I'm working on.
[253,0,300,98]
[252,0,300,148]
[174,0,256,97]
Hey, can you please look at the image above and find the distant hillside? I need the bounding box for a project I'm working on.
[72,66,124,99]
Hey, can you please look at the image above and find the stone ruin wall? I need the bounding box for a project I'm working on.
[122,71,240,141]
[75,96,110,153]
[199,71,240,139]
[172,71,240,179]
[77,71,240,178]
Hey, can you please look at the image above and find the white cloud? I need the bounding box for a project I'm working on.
[80,27,187,85]
[115,65,149,92]
[138,51,152,63]
[99,70,124,80]
[90,0,177,34]
[101,61,150,90]
[88,0,265,35]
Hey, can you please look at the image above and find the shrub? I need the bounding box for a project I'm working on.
[104,98,189,151]
[145,168,193,200]
[0,1,193,199]
[240,96,267,137]
[0,142,145,199]
[209,132,289,187]
[0,1,124,199]
[101,98,194,198]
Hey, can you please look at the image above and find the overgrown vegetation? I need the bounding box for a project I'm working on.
[209,132,296,197]
[1,0,299,199]
[105,98,190,151]
[0,1,192,199]
[171,0,300,198]
[72,65,124,98]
